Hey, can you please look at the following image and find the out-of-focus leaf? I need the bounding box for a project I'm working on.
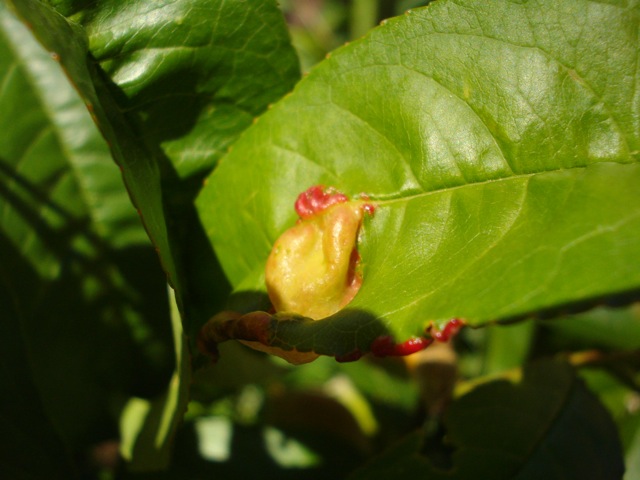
[0,273,77,478]
[578,367,640,480]
[198,0,640,359]
[623,412,640,480]
[542,304,640,351]
[120,289,191,472]
[0,1,173,464]
[482,321,535,375]
[349,360,624,480]
[579,367,638,422]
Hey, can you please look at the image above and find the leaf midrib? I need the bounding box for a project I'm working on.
[371,161,626,205]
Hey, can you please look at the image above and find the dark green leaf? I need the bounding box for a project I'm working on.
[349,360,624,480]
[0,0,174,471]
[8,0,182,293]
[6,0,301,468]
[542,304,640,351]
[198,0,640,358]
[0,270,77,478]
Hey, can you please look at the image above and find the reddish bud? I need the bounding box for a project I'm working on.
[430,318,465,342]
[294,185,349,219]
[371,335,433,357]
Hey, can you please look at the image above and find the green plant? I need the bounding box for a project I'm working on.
[1,0,639,478]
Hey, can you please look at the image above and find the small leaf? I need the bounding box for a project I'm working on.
[349,359,625,480]
[120,290,191,472]
[198,0,640,358]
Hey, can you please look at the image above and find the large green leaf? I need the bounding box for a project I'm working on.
[0,0,173,470]
[37,0,302,329]
[48,0,301,181]
[198,0,640,358]
[6,0,301,468]
[349,360,624,480]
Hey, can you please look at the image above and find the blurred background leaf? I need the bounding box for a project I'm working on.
[350,360,625,480]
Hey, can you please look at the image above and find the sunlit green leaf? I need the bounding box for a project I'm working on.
[33,0,302,329]
[48,0,301,181]
[198,0,640,358]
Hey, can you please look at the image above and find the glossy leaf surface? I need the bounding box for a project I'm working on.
[8,0,181,292]
[349,360,624,480]
[48,0,301,181]
[40,0,301,328]
[12,0,300,325]
[199,0,640,358]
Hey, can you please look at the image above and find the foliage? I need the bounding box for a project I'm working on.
[1,0,639,478]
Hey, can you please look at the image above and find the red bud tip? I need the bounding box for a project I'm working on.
[294,185,349,219]
[371,335,433,357]
[430,318,465,342]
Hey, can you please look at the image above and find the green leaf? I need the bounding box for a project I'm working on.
[482,321,535,375]
[622,412,640,480]
[197,0,640,358]
[0,0,173,465]
[8,0,183,295]
[49,0,301,181]
[35,0,302,329]
[0,276,77,478]
[52,0,301,299]
[349,360,624,480]
[542,304,640,351]
[6,0,301,467]
[120,290,191,472]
